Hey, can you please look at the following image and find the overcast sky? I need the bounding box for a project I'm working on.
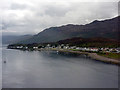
[0,0,119,35]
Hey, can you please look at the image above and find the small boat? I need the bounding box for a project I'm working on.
[56,51,59,54]
[4,61,6,63]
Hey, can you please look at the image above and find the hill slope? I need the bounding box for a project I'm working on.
[57,37,120,47]
[2,35,33,44]
[18,16,120,44]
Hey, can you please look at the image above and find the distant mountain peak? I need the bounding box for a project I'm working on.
[92,20,99,23]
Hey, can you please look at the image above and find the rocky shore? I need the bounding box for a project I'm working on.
[87,53,120,65]
[38,48,120,65]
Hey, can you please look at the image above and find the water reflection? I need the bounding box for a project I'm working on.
[2,47,118,88]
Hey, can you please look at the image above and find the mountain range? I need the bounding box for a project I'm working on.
[4,16,120,44]
[2,35,32,44]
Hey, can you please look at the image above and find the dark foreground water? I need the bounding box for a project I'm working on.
[2,46,118,88]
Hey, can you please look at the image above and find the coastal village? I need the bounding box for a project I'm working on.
[7,43,120,65]
[8,44,120,53]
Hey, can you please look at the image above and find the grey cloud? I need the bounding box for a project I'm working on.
[44,5,70,17]
[1,1,118,35]
[11,3,28,10]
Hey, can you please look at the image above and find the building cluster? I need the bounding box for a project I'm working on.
[8,44,120,53]
[41,44,120,53]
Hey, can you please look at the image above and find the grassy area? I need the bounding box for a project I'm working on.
[69,49,80,51]
[97,52,120,60]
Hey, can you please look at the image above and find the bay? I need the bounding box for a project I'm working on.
[2,46,118,88]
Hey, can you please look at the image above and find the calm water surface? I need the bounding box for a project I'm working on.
[2,46,118,88]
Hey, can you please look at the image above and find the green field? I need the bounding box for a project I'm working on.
[97,52,120,60]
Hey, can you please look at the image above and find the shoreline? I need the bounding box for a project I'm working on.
[38,48,120,65]
[8,48,120,65]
